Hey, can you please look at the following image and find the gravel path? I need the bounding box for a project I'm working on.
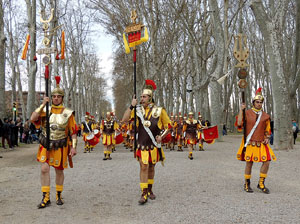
[0,135,300,224]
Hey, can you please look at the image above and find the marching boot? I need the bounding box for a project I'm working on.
[199,143,204,151]
[38,186,51,209]
[257,173,270,194]
[188,152,193,160]
[56,185,64,205]
[244,179,253,193]
[244,174,253,193]
[56,192,63,205]
[139,188,148,205]
[103,152,107,160]
[147,179,156,200]
[107,152,112,160]
[84,146,87,153]
[138,183,148,205]
[177,145,182,151]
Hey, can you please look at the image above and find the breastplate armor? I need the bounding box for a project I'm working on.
[186,120,198,134]
[177,122,183,134]
[42,107,73,141]
[137,105,162,150]
[103,120,114,134]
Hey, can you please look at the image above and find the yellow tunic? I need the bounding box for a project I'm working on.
[100,120,119,146]
[34,106,77,169]
[237,119,276,162]
[130,106,171,164]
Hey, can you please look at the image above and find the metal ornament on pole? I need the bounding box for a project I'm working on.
[123,10,149,154]
[37,9,61,151]
[233,33,250,151]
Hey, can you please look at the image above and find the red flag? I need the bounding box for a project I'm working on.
[203,125,219,140]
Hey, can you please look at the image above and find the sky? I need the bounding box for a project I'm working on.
[93,26,115,108]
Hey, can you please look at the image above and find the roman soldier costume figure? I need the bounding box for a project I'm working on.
[174,113,184,151]
[197,113,207,151]
[31,76,77,208]
[236,88,276,194]
[121,122,129,149]
[167,113,176,151]
[128,119,135,152]
[183,112,201,160]
[100,112,119,160]
[122,80,171,205]
[82,112,93,153]
[183,113,188,148]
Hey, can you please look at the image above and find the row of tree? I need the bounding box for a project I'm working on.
[0,0,299,150]
[0,0,111,124]
[89,0,300,150]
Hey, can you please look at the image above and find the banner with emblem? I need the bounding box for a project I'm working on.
[203,125,219,144]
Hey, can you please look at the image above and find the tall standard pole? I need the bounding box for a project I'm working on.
[133,48,137,152]
[45,65,50,151]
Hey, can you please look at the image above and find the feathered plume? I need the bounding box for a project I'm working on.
[255,87,262,95]
[145,79,157,90]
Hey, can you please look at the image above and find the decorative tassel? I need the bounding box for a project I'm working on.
[21,35,30,60]
[56,53,60,60]
[60,30,65,60]
[45,65,49,79]
[33,55,37,61]
[55,76,61,87]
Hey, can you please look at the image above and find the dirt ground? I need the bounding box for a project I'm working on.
[0,135,300,224]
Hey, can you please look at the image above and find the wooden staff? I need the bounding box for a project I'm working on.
[45,65,50,151]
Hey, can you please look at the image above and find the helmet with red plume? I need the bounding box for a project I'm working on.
[52,76,64,96]
[253,87,264,103]
[143,79,157,103]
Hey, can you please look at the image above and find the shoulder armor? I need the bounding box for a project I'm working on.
[152,106,163,118]
[193,119,198,124]
[63,108,74,117]
[186,120,191,125]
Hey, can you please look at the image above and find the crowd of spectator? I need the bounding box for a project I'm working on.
[0,117,40,151]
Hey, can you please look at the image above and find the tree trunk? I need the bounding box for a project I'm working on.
[25,0,37,119]
[251,0,293,150]
[208,0,225,140]
[0,0,6,118]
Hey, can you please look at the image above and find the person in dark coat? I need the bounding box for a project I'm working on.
[2,118,12,149]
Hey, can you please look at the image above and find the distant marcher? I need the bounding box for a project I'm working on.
[292,119,299,145]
